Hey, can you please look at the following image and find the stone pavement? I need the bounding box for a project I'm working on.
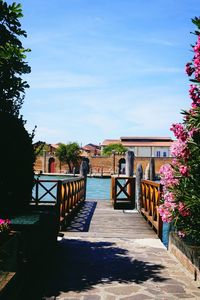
[40,201,200,300]
[42,237,200,300]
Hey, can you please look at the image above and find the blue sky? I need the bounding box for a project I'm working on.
[16,0,200,145]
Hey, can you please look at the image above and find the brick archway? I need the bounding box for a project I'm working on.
[118,158,126,174]
[48,157,55,173]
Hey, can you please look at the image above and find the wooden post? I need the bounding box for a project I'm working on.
[73,167,76,177]
[43,149,46,173]
[112,150,116,174]
[144,163,150,180]
[135,163,143,211]
[149,157,156,181]
[125,151,135,199]
[125,151,134,176]
[80,160,88,200]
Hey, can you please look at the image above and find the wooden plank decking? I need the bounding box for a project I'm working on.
[65,200,158,239]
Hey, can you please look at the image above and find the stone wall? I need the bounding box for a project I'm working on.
[34,154,172,175]
[89,155,172,175]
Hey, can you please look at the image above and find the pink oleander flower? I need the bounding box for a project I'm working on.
[170,123,188,142]
[189,128,199,138]
[177,230,186,238]
[170,140,190,160]
[189,85,200,107]
[160,164,179,187]
[172,158,180,167]
[185,62,195,76]
[158,205,173,223]
[178,202,190,217]
[0,219,10,234]
[179,165,189,176]
[163,191,175,203]
[193,35,200,80]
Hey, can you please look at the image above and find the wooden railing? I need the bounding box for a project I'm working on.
[111,176,135,209]
[32,176,86,230]
[140,179,163,239]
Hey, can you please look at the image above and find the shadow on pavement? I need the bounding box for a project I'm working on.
[43,238,167,298]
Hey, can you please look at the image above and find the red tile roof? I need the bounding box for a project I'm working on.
[101,137,173,147]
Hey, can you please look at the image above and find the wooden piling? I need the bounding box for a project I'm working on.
[136,163,143,211]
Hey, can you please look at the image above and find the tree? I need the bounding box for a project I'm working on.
[0,0,31,117]
[0,1,34,217]
[159,17,200,245]
[102,143,126,156]
[56,142,81,173]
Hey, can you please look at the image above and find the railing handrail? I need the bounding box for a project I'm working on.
[141,179,160,187]
[140,179,163,239]
[33,176,84,184]
[31,176,86,230]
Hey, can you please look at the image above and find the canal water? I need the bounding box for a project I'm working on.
[86,177,110,199]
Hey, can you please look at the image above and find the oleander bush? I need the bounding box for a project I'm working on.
[0,113,35,217]
[159,17,200,245]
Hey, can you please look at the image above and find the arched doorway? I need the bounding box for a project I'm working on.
[118,158,126,174]
[48,157,55,173]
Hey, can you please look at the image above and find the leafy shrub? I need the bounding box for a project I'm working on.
[0,112,35,217]
[159,17,200,245]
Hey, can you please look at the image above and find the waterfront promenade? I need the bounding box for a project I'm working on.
[40,200,200,300]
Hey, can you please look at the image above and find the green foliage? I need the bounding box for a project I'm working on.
[0,0,31,117]
[0,1,34,218]
[102,143,126,156]
[33,141,48,156]
[56,142,81,173]
[0,113,35,218]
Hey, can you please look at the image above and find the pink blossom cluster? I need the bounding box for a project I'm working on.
[0,219,10,233]
[177,230,186,238]
[170,140,190,161]
[189,85,200,108]
[0,219,10,225]
[178,202,190,217]
[170,123,188,142]
[185,62,195,76]
[186,34,200,81]
[158,191,177,223]
[160,164,179,187]
[179,165,189,176]
[193,35,200,80]
[158,204,173,223]
[189,127,199,138]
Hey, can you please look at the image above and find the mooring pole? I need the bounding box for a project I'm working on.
[125,150,134,176]
[80,160,88,200]
[149,157,156,181]
[136,163,143,211]
[125,151,135,203]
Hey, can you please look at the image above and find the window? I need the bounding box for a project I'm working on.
[163,152,167,157]
[156,151,161,157]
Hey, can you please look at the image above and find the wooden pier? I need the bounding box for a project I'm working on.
[7,176,200,300]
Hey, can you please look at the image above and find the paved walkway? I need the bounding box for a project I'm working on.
[41,200,200,300]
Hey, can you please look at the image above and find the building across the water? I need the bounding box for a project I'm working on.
[81,143,101,157]
[101,136,173,157]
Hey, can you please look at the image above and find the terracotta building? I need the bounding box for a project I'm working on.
[80,143,101,157]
